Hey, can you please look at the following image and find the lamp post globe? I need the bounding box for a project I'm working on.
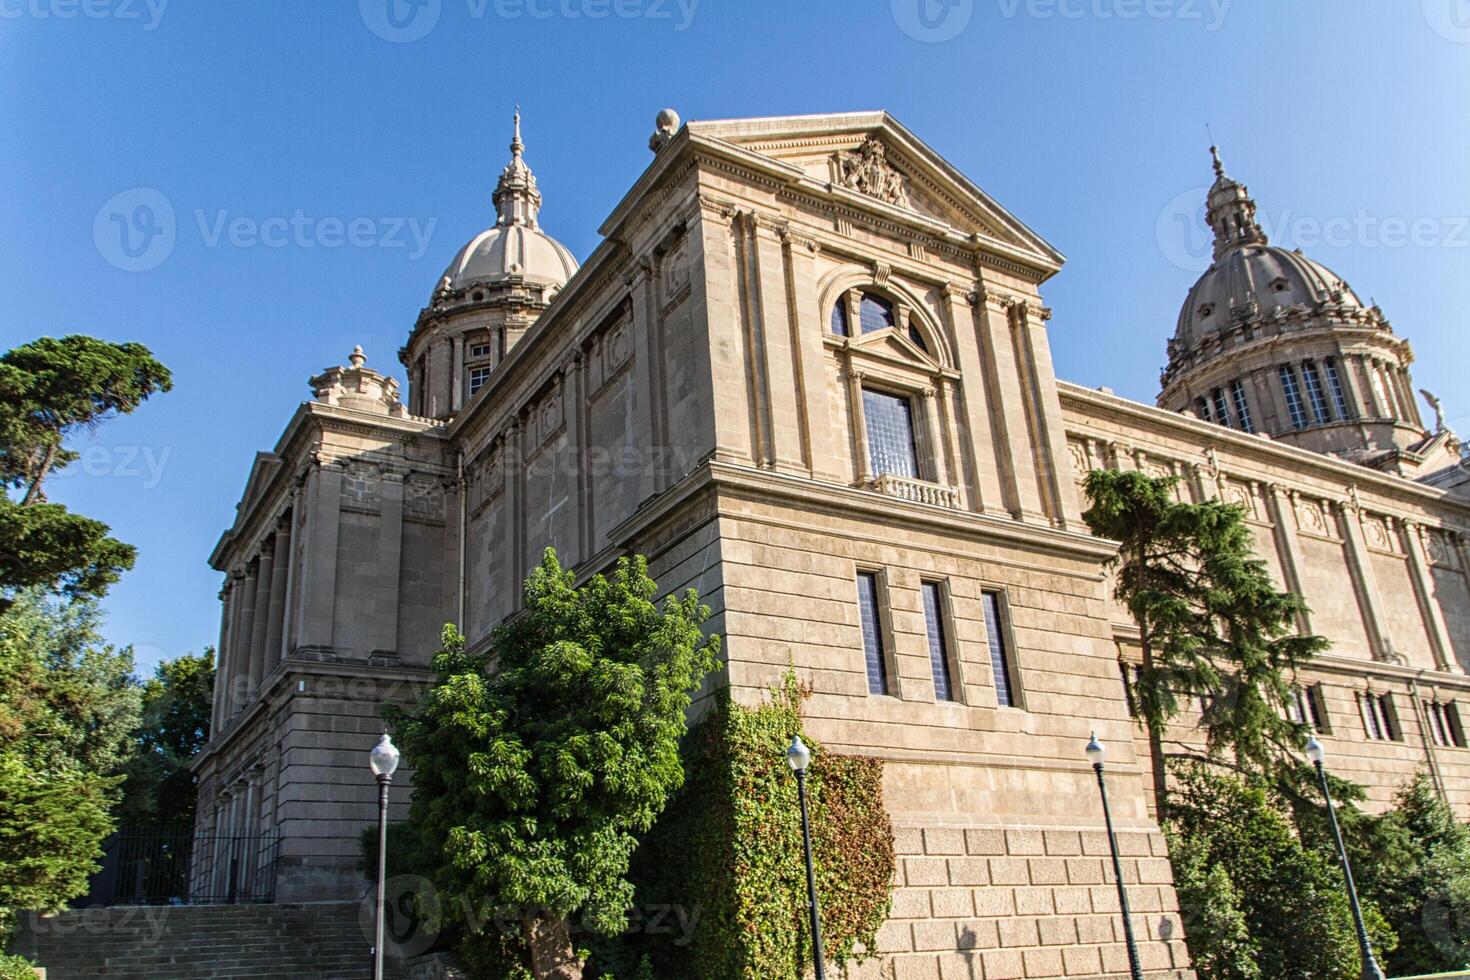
[1085,734,1143,980]
[1307,739,1387,980]
[787,735,825,979]
[369,733,399,980]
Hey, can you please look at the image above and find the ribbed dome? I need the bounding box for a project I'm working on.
[439,223,578,291]
[1174,243,1362,347]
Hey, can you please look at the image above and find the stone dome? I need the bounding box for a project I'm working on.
[433,110,578,299]
[1174,242,1363,348]
[439,222,579,292]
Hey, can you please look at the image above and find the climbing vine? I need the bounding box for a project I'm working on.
[613,671,893,979]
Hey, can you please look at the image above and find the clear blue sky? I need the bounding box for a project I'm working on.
[3,0,1467,673]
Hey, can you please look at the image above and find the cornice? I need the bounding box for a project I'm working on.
[1060,381,1470,523]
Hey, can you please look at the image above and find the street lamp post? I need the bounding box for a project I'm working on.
[369,732,401,980]
[1086,735,1144,980]
[786,735,827,980]
[1306,736,1387,980]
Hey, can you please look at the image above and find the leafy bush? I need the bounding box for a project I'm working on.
[389,549,720,977]
[0,952,38,980]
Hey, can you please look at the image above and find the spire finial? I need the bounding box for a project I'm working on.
[511,105,523,160]
[1209,143,1225,180]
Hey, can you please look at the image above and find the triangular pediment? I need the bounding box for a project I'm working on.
[851,326,939,370]
[235,452,282,521]
[686,111,1063,270]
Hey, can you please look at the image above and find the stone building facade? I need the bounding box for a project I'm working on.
[192,110,1470,978]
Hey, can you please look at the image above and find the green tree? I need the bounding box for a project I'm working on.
[1082,469,1327,816]
[0,590,140,936]
[1168,761,1396,980]
[117,649,215,827]
[391,549,720,979]
[1353,774,1470,975]
[0,335,171,609]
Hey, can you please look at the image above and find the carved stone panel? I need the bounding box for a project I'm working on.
[832,136,911,209]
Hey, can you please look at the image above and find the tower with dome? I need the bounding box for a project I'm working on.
[189,111,1470,977]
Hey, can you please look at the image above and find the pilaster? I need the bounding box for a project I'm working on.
[1335,498,1392,661]
[942,283,1004,514]
[1398,518,1459,673]
[376,473,405,655]
[976,288,1043,521]
[1264,483,1313,635]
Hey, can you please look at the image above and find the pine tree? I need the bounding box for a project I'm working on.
[1082,469,1327,815]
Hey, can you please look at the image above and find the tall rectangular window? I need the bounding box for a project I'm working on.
[1301,360,1332,423]
[856,572,890,696]
[469,366,491,395]
[1230,380,1255,433]
[1306,683,1331,733]
[1426,701,1466,748]
[469,342,494,359]
[1279,364,1308,429]
[862,388,919,480]
[1323,357,1353,419]
[981,590,1017,708]
[1211,387,1233,428]
[921,582,955,702]
[1360,692,1400,741]
[1194,397,1212,422]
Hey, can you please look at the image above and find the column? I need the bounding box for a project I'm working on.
[942,283,1005,514]
[450,335,464,412]
[376,472,405,655]
[263,520,290,678]
[232,564,260,715]
[1264,484,1313,635]
[1395,368,1423,428]
[1334,353,1368,420]
[976,290,1044,521]
[277,498,298,664]
[1336,500,1391,660]
[1399,519,1458,673]
[247,542,274,701]
[211,580,235,733]
[298,463,342,651]
[846,366,872,485]
[565,353,589,564]
[628,258,666,499]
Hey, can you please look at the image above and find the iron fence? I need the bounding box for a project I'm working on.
[89,828,279,906]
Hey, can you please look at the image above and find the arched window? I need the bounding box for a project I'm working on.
[830,300,850,337]
[859,294,894,334]
[831,290,929,352]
